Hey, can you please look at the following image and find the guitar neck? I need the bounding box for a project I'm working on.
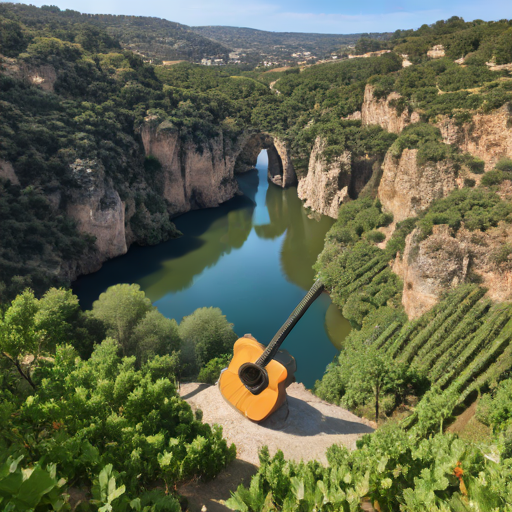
[256,279,325,368]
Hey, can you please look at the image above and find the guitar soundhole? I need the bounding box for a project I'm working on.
[238,362,269,395]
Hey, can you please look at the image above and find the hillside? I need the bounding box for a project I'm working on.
[0,3,231,62]
[192,25,391,63]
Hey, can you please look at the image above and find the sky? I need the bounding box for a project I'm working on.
[10,0,512,34]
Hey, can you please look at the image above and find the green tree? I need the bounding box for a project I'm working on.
[130,310,181,364]
[0,288,79,389]
[89,284,153,355]
[178,307,237,370]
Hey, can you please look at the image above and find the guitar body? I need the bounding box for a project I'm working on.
[219,337,292,422]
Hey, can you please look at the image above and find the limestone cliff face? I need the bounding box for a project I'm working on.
[361,85,420,134]
[378,149,458,223]
[140,121,240,216]
[297,137,351,218]
[1,56,57,91]
[437,106,512,170]
[65,159,127,276]
[269,137,296,187]
[393,214,512,319]
[393,226,469,319]
[0,159,20,185]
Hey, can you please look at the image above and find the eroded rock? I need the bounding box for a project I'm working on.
[378,149,458,223]
[361,84,420,134]
[297,137,351,218]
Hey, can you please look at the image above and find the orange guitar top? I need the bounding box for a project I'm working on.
[218,336,289,422]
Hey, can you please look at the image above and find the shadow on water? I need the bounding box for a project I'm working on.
[73,152,352,387]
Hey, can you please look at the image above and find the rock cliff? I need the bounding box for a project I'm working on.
[140,120,240,216]
[393,212,512,319]
[361,85,420,134]
[65,159,128,276]
[297,137,351,218]
[297,137,377,218]
[1,56,57,92]
[437,106,512,170]
[0,159,20,185]
[378,149,459,223]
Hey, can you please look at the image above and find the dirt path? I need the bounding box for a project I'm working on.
[178,382,373,511]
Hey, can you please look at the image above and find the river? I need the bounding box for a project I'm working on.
[73,152,351,388]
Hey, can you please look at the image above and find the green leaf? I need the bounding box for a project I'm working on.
[17,466,57,508]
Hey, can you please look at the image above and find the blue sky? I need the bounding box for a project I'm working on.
[10,0,512,33]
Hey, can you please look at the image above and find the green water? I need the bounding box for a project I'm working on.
[73,152,351,388]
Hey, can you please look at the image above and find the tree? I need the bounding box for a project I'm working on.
[342,345,410,423]
[0,288,80,389]
[178,307,237,369]
[130,310,181,364]
[89,284,153,355]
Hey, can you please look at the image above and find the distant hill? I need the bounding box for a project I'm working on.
[0,3,231,62]
[192,25,392,60]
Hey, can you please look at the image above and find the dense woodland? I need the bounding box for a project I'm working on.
[2,4,512,511]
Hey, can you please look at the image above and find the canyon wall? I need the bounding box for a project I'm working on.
[361,85,420,134]
[64,159,128,276]
[0,159,20,185]
[297,137,377,218]
[437,105,512,170]
[297,137,351,218]
[378,149,459,223]
[140,120,240,216]
[394,213,512,319]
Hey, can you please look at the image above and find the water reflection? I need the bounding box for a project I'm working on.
[73,152,351,387]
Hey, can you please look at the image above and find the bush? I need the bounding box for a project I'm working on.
[197,354,232,384]
[179,307,238,370]
[89,284,153,355]
[365,230,386,243]
[481,169,506,186]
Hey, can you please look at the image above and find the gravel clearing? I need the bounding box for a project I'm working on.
[180,382,374,466]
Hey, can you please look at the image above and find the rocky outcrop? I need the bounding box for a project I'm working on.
[269,137,296,187]
[0,56,57,91]
[65,159,127,275]
[0,159,20,185]
[393,226,469,318]
[378,149,458,223]
[393,217,512,319]
[362,85,420,134]
[140,120,240,216]
[297,137,351,218]
[437,106,512,170]
[427,45,446,59]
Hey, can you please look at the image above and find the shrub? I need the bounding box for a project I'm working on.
[178,307,238,369]
[365,230,386,243]
[481,169,505,186]
[197,354,232,384]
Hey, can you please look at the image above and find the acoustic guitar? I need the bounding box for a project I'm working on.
[218,280,325,422]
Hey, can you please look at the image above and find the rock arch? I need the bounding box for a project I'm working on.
[235,133,297,188]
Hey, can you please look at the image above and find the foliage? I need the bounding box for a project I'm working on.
[178,307,238,371]
[89,284,154,355]
[227,426,512,512]
[0,455,69,511]
[197,354,232,384]
[1,330,235,509]
[417,188,512,238]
